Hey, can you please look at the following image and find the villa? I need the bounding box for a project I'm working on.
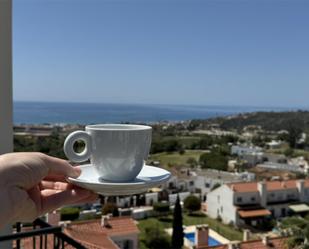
[207,179,309,227]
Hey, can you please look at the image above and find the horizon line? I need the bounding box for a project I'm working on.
[13,99,308,111]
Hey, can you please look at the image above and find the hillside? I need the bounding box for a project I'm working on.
[193,110,309,131]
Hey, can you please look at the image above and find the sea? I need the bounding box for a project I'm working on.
[13,101,293,125]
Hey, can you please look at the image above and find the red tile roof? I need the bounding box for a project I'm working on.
[198,236,288,249]
[227,179,309,193]
[19,216,139,249]
[65,216,140,237]
[238,209,271,218]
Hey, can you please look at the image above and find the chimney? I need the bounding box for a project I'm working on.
[231,185,235,191]
[195,225,209,248]
[228,241,240,249]
[46,210,60,226]
[258,181,267,207]
[243,229,250,241]
[59,220,71,228]
[262,235,269,246]
[101,215,110,227]
[297,180,305,202]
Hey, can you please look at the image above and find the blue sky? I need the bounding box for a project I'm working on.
[13,0,309,107]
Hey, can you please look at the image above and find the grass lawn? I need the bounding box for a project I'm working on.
[137,214,243,243]
[149,150,208,167]
[267,147,309,159]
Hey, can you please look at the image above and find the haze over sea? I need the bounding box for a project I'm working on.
[14,101,295,125]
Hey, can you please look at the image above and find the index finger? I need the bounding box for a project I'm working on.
[43,155,81,179]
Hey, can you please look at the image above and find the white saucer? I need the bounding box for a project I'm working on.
[67,164,171,196]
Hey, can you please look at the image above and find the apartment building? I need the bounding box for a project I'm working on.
[207,179,309,227]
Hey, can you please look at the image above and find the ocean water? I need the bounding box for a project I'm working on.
[13,101,290,124]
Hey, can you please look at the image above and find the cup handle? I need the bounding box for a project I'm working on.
[63,130,92,163]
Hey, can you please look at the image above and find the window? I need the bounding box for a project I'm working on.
[281,208,286,216]
[221,206,223,213]
[205,183,210,188]
[237,197,242,203]
[189,181,194,186]
[124,240,133,249]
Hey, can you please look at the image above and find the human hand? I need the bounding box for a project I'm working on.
[0,152,98,227]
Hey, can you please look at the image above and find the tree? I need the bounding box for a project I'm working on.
[184,195,201,213]
[102,202,118,215]
[142,220,171,249]
[172,195,184,249]
[153,202,170,216]
[286,123,302,148]
[279,216,309,248]
[186,157,198,168]
[199,152,228,171]
[283,148,294,157]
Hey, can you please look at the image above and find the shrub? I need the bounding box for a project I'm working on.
[153,202,170,215]
[60,207,80,221]
[184,195,201,213]
[141,220,171,249]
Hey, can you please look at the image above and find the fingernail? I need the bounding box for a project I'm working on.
[72,167,81,178]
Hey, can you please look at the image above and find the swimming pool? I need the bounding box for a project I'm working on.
[184,232,221,246]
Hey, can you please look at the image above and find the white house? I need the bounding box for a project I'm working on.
[194,169,255,201]
[231,145,263,156]
[207,179,309,227]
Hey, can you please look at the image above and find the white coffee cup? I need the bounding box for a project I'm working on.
[64,124,152,182]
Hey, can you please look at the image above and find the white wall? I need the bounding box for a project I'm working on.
[145,192,158,205]
[207,185,237,225]
[234,192,260,206]
[0,0,13,248]
[112,233,139,249]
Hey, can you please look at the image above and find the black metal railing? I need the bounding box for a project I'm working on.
[0,218,86,249]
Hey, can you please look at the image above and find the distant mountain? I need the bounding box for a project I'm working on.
[195,111,309,131]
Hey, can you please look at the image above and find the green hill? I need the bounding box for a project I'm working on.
[191,110,309,131]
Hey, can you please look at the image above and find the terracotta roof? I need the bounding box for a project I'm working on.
[227,179,309,193]
[238,209,271,218]
[198,236,288,249]
[19,216,139,249]
[66,216,139,237]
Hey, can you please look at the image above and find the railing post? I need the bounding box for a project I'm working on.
[0,1,13,249]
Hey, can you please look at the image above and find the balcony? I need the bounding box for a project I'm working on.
[0,219,86,249]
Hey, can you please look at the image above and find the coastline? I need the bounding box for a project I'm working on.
[13,101,296,125]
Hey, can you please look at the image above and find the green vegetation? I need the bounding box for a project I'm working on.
[138,213,243,248]
[280,215,309,248]
[149,150,206,168]
[14,133,66,159]
[172,196,184,249]
[60,207,80,221]
[183,195,201,213]
[139,220,171,249]
[203,111,309,131]
[153,202,170,215]
[199,150,228,171]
